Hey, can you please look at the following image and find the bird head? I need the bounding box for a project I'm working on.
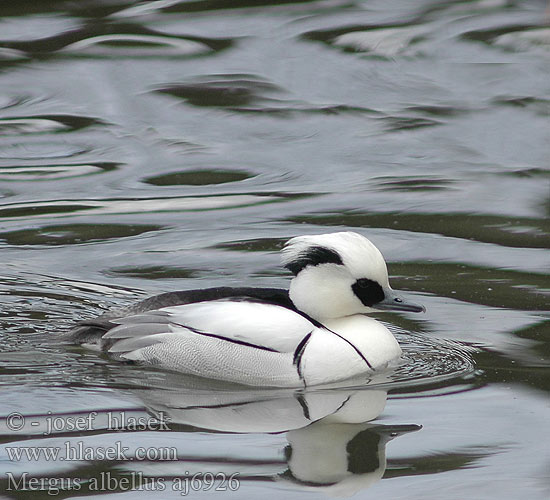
[281,232,424,321]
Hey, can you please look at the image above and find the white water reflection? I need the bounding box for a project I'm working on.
[62,34,213,57]
[0,194,291,219]
[333,26,429,57]
[0,380,421,497]
[493,27,550,52]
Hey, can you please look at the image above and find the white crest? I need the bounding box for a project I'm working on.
[281,232,389,287]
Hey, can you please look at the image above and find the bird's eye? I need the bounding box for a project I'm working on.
[394,297,403,303]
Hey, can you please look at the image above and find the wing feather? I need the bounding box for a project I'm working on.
[103,323,171,339]
[108,332,177,353]
[112,311,170,325]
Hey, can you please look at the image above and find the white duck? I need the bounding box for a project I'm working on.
[69,232,424,387]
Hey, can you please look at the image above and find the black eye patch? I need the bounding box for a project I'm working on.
[352,278,385,306]
[284,245,343,275]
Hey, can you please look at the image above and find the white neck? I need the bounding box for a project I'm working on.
[289,264,368,321]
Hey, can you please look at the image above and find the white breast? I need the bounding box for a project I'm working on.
[322,316,402,370]
[298,317,401,386]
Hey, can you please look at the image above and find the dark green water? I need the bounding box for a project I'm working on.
[0,0,548,498]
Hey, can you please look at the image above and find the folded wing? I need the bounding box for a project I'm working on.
[104,299,315,355]
[102,300,316,386]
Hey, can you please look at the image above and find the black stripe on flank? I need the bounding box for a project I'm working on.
[172,323,279,353]
[323,327,374,370]
[293,332,312,380]
[284,246,343,276]
[293,332,312,366]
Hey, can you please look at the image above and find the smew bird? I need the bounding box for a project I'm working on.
[68,232,424,387]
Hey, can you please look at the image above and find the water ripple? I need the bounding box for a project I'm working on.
[61,34,214,57]
[144,169,254,186]
[1,23,232,58]
[302,23,429,58]
[108,266,199,280]
[373,177,456,192]
[0,223,164,246]
[0,193,313,219]
[462,24,550,52]
[0,142,90,160]
[332,26,428,57]
[388,331,476,390]
[0,115,103,135]
[154,75,284,107]
[154,74,380,115]
[0,162,119,181]
[287,211,550,249]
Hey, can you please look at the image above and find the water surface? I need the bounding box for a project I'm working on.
[0,0,549,499]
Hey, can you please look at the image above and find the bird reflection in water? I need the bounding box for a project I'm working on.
[126,374,421,496]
